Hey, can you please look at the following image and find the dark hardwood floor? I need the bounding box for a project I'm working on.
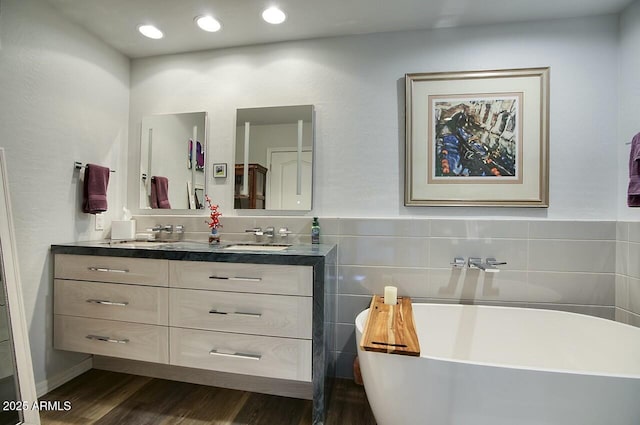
[39,369,377,425]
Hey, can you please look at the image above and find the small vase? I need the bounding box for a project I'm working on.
[208,228,220,244]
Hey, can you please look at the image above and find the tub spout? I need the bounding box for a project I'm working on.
[468,257,487,270]
[482,264,500,273]
[486,258,507,270]
[468,257,502,273]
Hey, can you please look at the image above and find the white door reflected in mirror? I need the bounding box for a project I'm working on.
[268,150,312,210]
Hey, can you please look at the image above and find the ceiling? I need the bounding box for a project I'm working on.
[46,0,633,58]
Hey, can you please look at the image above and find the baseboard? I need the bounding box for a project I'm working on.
[36,356,93,397]
[93,356,313,400]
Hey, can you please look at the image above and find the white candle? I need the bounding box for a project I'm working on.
[384,286,397,305]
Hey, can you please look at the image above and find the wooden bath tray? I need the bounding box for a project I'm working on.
[359,295,420,356]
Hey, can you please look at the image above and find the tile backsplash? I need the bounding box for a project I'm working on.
[615,222,640,327]
[132,215,637,378]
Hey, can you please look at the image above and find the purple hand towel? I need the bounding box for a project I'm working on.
[151,176,171,209]
[628,133,640,207]
[150,178,158,209]
[82,164,110,214]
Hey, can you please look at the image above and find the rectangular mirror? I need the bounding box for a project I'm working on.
[235,105,314,211]
[139,112,207,210]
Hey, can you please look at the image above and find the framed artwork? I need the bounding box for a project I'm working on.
[213,163,227,178]
[405,68,549,207]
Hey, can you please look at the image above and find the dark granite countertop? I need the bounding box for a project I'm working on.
[51,240,336,266]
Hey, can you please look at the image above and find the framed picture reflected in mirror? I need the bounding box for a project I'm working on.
[213,163,227,178]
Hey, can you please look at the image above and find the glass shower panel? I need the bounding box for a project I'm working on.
[0,248,21,425]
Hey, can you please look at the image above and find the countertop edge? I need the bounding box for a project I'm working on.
[51,243,336,266]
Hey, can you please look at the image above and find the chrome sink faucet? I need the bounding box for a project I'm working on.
[278,227,292,239]
[145,224,184,242]
[246,226,291,242]
[148,224,173,233]
[147,224,184,234]
[245,227,264,236]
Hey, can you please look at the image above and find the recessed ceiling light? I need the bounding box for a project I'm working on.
[195,15,222,32]
[262,7,286,24]
[138,24,164,39]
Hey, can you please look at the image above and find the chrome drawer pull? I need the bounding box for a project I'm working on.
[85,334,129,344]
[209,349,261,361]
[86,299,129,307]
[208,276,262,282]
[88,267,129,273]
[208,309,262,318]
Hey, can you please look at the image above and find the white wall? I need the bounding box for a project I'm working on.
[618,0,640,220]
[0,0,130,389]
[129,15,619,219]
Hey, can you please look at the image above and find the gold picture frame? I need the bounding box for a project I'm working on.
[405,68,549,207]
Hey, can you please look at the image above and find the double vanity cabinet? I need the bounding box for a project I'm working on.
[51,242,336,425]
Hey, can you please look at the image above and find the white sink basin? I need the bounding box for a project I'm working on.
[105,240,291,252]
[159,241,209,250]
[224,244,290,252]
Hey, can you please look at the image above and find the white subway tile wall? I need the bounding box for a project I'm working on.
[617,222,630,242]
[430,220,529,239]
[629,221,640,243]
[133,216,633,378]
[529,221,616,240]
[528,240,615,273]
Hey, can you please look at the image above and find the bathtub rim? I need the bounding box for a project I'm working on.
[355,303,640,380]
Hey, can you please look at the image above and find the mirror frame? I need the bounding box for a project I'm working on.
[0,149,40,424]
[138,112,209,212]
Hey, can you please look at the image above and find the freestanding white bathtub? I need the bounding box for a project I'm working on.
[355,304,640,425]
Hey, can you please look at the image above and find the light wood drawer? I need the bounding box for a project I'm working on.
[170,327,311,382]
[169,261,312,296]
[55,254,168,287]
[169,288,312,339]
[54,315,168,363]
[54,279,168,325]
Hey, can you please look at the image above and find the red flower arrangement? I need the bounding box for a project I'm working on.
[204,195,222,230]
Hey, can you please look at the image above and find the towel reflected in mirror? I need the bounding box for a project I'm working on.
[150,176,171,209]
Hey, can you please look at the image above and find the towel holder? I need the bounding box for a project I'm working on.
[74,161,115,173]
